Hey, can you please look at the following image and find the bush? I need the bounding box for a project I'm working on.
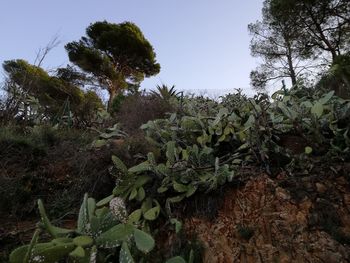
[116,93,174,134]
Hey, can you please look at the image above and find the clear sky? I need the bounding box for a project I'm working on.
[0,0,263,97]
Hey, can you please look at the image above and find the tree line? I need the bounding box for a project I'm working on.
[0,21,160,125]
[249,0,350,94]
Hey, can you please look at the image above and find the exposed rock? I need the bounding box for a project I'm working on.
[185,174,350,263]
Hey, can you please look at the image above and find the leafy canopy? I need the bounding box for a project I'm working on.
[65,21,160,108]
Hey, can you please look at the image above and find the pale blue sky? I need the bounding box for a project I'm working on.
[0,0,263,97]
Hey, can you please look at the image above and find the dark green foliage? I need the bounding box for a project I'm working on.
[151,84,178,101]
[269,0,350,61]
[65,21,160,109]
[317,53,350,98]
[2,60,103,126]
[8,86,350,262]
[3,59,84,114]
[111,93,126,113]
[250,0,350,90]
[249,0,306,90]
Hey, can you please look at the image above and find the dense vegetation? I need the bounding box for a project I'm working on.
[1,1,350,262]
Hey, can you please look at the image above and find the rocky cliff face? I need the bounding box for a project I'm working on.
[185,171,350,263]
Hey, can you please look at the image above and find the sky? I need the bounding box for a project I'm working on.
[0,0,263,97]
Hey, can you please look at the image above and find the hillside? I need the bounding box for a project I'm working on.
[1,86,350,262]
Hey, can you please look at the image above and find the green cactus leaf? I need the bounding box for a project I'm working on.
[133,228,155,253]
[52,238,73,245]
[143,206,160,221]
[170,218,182,233]
[24,229,40,263]
[166,141,176,164]
[141,198,153,213]
[11,242,76,263]
[77,194,89,234]
[96,224,134,248]
[69,246,86,258]
[37,199,73,238]
[319,90,334,105]
[173,181,188,192]
[92,139,107,148]
[87,198,96,221]
[137,187,146,201]
[127,209,142,224]
[98,211,120,233]
[129,188,138,200]
[165,256,186,263]
[166,194,186,204]
[157,185,168,193]
[188,249,194,263]
[73,236,93,247]
[119,242,135,263]
[10,243,53,263]
[35,242,76,262]
[311,102,324,117]
[129,161,151,173]
[112,155,128,174]
[135,175,152,187]
[89,215,100,236]
[96,195,114,208]
[95,206,109,217]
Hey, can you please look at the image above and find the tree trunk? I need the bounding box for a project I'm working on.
[286,42,297,86]
[107,88,117,112]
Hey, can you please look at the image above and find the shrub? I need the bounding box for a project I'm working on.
[116,93,174,134]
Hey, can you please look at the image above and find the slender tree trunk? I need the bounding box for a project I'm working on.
[286,43,297,86]
[108,88,117,112]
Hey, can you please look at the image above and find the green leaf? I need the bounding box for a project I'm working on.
[141,198,153,213]
[37,199,73,238]
[188,249,194,263]
[143,206,160,221]
[134,175,152,187]
[95,206,109,217]
[166,141,176,164]
[92,139,107,148]
[167,194,186,204]
[129,188,138,200]
[170,218,182,233]
[112,155,128,174]
[311,102,324,118]
[52,238,73,245]
[77,194,89,234]
[137,187,146,201]
[24,229,40,263]
[10,243,52,263]
[173,181,188,193]
[319,90,334,105]
[119,242,135,263]
[69,246,85,258]
[73,236,93,247]
[166,256,186,263]
[127,209,142,224]
[133,229,155,253]
[96,224,134,248]
[87,198,96,221]
[96,195,114,207]
[157,186,168,193]
[129,162,151,173]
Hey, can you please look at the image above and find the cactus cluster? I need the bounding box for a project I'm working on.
[10,194,155,263]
